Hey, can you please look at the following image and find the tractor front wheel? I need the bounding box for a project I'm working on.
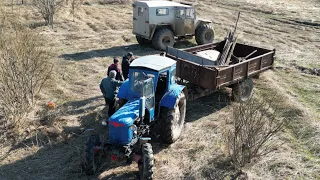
[138,143,154,180]
[160,92,186,144]
[232,78,254,102]
[152,28,175,51]
[195,24,214,45]
[83,135,102,175]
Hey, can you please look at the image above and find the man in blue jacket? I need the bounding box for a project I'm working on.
[100,70,124,116]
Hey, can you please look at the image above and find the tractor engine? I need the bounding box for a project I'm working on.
[108,99,140,145]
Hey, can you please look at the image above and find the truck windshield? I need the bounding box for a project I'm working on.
[130,71,155,95]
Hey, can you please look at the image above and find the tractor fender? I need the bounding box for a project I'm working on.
[160,84,187,109]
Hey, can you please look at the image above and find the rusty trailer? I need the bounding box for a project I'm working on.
[166,40,275,101]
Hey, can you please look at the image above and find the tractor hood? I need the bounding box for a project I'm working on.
[108,99,140,144]
[109,99,139,127]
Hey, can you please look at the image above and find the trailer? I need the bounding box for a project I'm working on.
[83,39,275,179]
[166,40,275,101]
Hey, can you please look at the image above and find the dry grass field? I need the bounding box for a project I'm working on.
[0,0,319,179]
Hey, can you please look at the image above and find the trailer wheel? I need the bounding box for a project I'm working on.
[138,143,154,180]
[83,135,101,175]
[195,24,214,45]
[232,78,254,102]
[160,92,186,144]
[136,35,151,45]
[152,28,175,51]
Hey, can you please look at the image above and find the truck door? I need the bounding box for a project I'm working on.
[133,5,148,37]
[185,8,195,35]
[175,8,185,36]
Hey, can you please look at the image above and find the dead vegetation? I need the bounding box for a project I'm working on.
[32,0,64,28]
[0,0,319,179]
[0,12,54,142]
[224,93,286,168]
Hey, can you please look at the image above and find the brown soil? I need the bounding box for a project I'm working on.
[0,0,319,179]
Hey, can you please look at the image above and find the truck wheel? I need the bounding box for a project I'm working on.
[232,78,254,102]
[83,135,101,175]
[138,143,154,180]
[136,35,151,45]
[195,24,214,45]
[160,92,186,144]
[152,28,175,51]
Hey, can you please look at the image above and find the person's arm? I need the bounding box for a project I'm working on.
[100,80,106,96]
[107,66,111,76]
[118,68,124,81]
[112,79,124,88]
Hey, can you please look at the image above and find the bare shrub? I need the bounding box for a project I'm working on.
[224,93,286,168]
[32,0,64,28]
[0,15,53,139]
[70,0,83,21]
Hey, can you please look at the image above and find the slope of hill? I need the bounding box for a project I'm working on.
[0,0,319,179]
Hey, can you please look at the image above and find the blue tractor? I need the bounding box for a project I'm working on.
[83,55,187,179]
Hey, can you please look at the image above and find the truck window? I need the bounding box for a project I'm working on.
[138,7,143,16]
[185,9,194,19]
[156,8,169,16]
[176,9,185,19]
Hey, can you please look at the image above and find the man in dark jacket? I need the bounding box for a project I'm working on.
[107,58,123,81]
[121,52,134,80]
[100,70,124,116]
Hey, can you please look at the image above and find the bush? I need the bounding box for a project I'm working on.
[32,0,64,28]
[0,15,53,139]
[70,0,84,21]
[224,93,285,168]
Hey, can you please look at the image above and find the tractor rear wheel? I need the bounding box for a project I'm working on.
[138,143,154,180]
[232,78,254,102]
[195,24,214,45]
[136,35,151,45]
[160,92,186,144]
[83,135,101,175]
[152,28,175,51]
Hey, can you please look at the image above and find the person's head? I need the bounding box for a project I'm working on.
[127,52,133,59]
[109,70,117,79]
[113,58,119,65]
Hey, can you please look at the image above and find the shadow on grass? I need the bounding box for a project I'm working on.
[59,40,197,61]
[185,88,231,122]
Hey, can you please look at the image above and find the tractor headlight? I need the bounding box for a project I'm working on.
[129,125,137,131]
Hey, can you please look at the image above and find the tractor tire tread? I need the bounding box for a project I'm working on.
[160,92,186,144]
[232,78,254,102]
[139,143,154,180]
[83,135,101,175]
